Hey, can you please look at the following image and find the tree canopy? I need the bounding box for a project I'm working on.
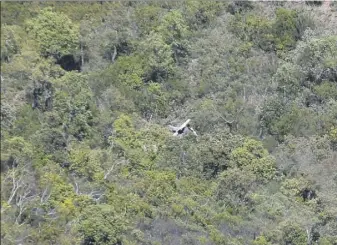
[1,1,337,245]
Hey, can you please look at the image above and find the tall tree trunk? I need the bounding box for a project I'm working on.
[80,42,84,70]
[111,45,117,63]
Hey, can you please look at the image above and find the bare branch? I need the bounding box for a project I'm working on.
[40,186,51,203]
[111,45,117,63]
[7,170,23,205]
[104,160,126,180]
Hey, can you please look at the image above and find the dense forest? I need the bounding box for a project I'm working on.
[1,1,337,244]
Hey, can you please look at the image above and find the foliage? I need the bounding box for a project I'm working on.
[184,0,227,29]
[78,204,128,245]
[230,14,274,52]
[2,136,33,163]
[138,31,175,82]
[114,55,145,89]
[229,138,276,181]
[0,25,22,62]
[1,2,337,245]
[69,145,105,181]
[229,7,315,53]
[291,35,337,84]
[134,5,163,36]
[53,71,95,140]
[26,7,79,59]
[216,168,257,208]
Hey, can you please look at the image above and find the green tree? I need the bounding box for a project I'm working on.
[314,81,337,102]
[273,62,305,99]
[280,222,307,245]
[157,10,190,63]
[2,137,33,164]
[273,8,315,52]
[53,71,95,140]
[0,100,16,131]
[184,0,226,29]
[134,170,177,206]
[253,235,272,245]
[291,35,337,84]
[69,145,105,181]
[138,32,175,82]
[114,55,145,90]
[273,8,299,51]
[215,168,257,209]
[26,7,79,59]
[230,138,276,181]
[78,204,128,245]
[137,82,170,118]
[1,25,22,62]
[229,14,274,52]
[134,5,162,36]
[111,114,169,170]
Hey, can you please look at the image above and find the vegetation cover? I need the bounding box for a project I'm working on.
[1,1,337,244]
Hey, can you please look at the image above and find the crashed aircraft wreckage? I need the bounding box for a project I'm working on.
[168,119,198,137]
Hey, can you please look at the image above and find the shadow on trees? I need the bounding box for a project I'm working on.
[57,54,81,71]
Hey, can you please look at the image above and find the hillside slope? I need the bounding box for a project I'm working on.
[1,1,337,244]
